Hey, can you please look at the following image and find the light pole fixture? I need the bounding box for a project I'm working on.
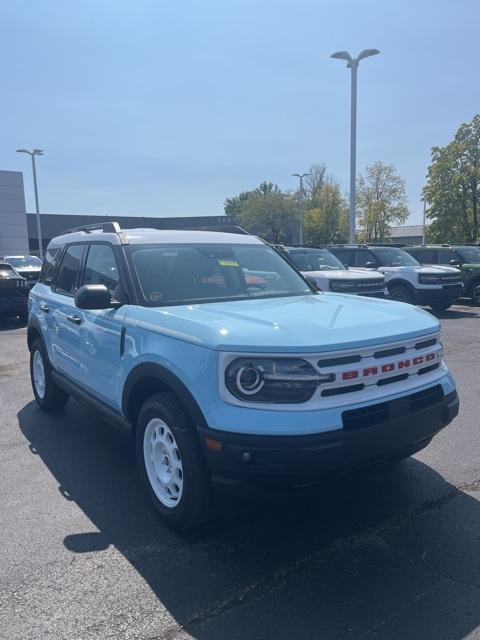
[16,148,45,259]
[330,48,380,244]
[292,172,310,245]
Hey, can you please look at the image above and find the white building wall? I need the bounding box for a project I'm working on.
[0,170,30,256]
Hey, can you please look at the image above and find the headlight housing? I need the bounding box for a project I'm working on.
[418,274,442,284]
[225,357,334,404]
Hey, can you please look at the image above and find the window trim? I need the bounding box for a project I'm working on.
[53,243,87,297]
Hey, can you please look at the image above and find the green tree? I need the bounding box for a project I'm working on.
[356,161,409,241]
[224,182,278,223]
[304,180,348,244]
[424,115,480,243]
[239,187,299,243]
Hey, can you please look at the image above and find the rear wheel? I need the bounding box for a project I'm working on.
[471,281,480,306]
[388,284,415,305]
[30,338,69,411]
[136,392,215,530]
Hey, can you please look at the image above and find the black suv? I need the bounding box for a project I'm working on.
[404,245,480,306]
[0,261,29,322]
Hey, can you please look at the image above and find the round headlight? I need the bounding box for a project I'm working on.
[236,365,264,395]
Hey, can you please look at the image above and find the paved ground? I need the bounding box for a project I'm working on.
[1,303,479,640]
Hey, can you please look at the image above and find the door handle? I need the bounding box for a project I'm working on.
[66,314,82,325]
[40,302,50,313]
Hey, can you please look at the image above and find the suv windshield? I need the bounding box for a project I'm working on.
[129,243,312,305]
[286,248,346,271]
[457,247,480,263]
[371,248,420,267]
[5,256,42,268]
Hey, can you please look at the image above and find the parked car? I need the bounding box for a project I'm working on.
[28,223,458,529]
[0,261,29,322]
[275,245,387,297]
[327,244,463,311]
[2,255,43,288]
[404,245,480,305]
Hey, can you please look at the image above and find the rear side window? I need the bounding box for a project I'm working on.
[39,247,61,285]
[81,244,119,296]
[55,245,85,295]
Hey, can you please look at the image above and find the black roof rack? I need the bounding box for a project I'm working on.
[61,221,129,244]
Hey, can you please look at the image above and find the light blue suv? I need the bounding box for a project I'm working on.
[28,223,459,529]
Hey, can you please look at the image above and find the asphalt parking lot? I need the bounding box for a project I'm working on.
[1,303,479,640]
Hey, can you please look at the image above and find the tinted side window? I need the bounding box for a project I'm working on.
[81,244,119,296]
[354,250,377,267]
[412,249,436,263]
[331,249,353,265]
[438,249,457,264]
[55,245,85,295]
[39,247,61,285]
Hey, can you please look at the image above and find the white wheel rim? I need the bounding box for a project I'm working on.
[143,418,183,508]
[33,350,46,399]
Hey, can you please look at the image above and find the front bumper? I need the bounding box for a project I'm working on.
[198,387,459,487]
[415,284,464,305]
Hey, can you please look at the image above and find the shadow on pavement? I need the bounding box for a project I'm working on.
[17,400,480,640]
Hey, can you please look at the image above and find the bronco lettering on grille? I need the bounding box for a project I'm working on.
[342,351,437,381]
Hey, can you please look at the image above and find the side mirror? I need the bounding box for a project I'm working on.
[365,261,377,268]
[75,284,114,310]
[449,259,462,267]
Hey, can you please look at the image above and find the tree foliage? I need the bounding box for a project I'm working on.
[224,182,278,223]
[303,179,348,244]
[356,161,409,241]
[424,114,480,243]
[238,186,299,243]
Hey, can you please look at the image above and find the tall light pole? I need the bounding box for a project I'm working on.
[422,197,427,245]
[330,49,380,244]
[16,148,45,259]
[292,172,310,245]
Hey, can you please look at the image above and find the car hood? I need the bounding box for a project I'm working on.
[302,269,384,281]
[129,293,439,353]
[375,265,460,275]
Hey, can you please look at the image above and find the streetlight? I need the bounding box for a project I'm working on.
[292,172,310,245]
[330,48,380,244]
[16,148,45,259]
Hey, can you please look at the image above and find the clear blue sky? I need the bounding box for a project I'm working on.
[1,0,479,224]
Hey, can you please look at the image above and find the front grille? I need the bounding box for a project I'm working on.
[342,384,444,430]
[330,279,385,293]
[439,274,462,283]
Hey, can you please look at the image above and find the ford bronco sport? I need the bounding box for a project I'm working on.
[28,223,459,529]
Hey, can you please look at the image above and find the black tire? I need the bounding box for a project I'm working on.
[30,338,69,411]
[136,392,215,530]
[388,284,415,305]
[470,280,480,306]
[430,302,451,312]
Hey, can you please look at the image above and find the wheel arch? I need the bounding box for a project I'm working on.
[27,317,44,351]
[122,363,208,430]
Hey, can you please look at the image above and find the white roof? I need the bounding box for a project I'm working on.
[51,228,263,247]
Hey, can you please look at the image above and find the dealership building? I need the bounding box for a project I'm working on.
[0,169,241,256]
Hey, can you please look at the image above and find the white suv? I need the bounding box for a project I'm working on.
[275,246,387,297]
[328,245,463,311]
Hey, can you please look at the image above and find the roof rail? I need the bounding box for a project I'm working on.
[61,221,129,244]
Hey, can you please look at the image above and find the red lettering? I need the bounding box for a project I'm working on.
[413,356,424,365]
[425,353,435,361]
[398,359,411,369]
[381,363,395,373]
[342,370,359,380]
[363,367,378,377]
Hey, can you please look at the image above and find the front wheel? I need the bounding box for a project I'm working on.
[471,281,480,306]
[388,284,415,305]
[30,338,69,411]
[430,302,452,312]
[136,392,215,530]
